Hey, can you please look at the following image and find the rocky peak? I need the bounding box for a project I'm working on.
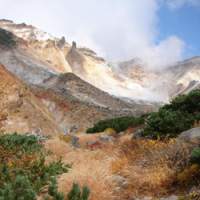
[0,20,55,41]
[72,41,77,49]
[56,36,66,49]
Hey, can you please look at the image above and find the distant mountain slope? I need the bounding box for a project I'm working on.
[32,73,156,131]
[44,72,135,109]
[0,64,61,135]
[118,57,200,100]
[0,19,165,101]
[0,19,199,106]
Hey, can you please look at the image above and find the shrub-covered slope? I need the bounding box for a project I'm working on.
[87,89,200,139]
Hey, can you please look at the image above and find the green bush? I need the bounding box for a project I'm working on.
[0,133,69,200]
[47,179,90,200]
[0,175,36,200]
[48,177,64,200]
[143,110,194,139]
[163,89,200,114]
[67,183,90,200]
[0,133,42,153]
[190,148,200,165]
[0,28,16,48]
[143,89,200,139]
[87,116,144,133]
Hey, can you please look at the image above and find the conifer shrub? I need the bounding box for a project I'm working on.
[87,89,200,138]
[143,89,200,139]
[190,148,200,165]
[0,133,69,199]
[87,116,144,133]
[67,183,90,200]
[46,179,90,200]
[143,110,194,139]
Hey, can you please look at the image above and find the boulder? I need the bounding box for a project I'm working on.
[160,195,178,200]
[178,127,200,144]
[111,175,128,188]
[71,135,80,148]
[132,129,144,140]
[99,135,114,143]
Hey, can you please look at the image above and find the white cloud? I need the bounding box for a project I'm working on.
[166,0,200,9]
[0,0,186,68]
[141,36,185,69]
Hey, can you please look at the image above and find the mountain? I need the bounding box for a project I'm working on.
[31,72,156,131]
[0,64,61,135]
[0,19,165,102]
[0,19,199,132]
[117,57,200,101]
[0,20,158,132]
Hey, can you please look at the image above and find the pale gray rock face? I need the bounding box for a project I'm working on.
[178,127,200,144]
[0,49,54,85]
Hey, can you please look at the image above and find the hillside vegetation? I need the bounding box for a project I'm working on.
[86,116,145,133]
[0,133,90,200]
[143,89,200,139]
[87,89,200,139]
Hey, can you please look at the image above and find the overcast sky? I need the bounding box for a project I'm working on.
[0,0,199,68]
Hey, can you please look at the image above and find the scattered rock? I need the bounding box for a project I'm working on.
[178,127,200,144]
[118,131,125,136]
[134,196,178,200]
[112,175,128,188]
[132,129,144,140]
[71,135,80,148]
[160,195,178,200]
[99,135,114,143]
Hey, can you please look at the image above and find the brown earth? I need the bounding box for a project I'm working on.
[0,64,61,135]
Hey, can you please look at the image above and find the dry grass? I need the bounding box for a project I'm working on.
[111,138,193,198]
[45,137,118,200]
[44,134,194,200]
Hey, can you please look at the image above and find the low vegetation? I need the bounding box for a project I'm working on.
[190,147,200,165]
[143,89,200,139]
[0,133,90,200]
[86,116,145,133]
[87,89,200,138]
[0,28,16,48]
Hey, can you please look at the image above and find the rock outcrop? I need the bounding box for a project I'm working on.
[178,127,200,144]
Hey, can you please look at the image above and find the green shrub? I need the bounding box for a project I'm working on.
[143,89,200,139]
[0,133,42,153]
[67,183,90,200]
[0,133,69,199]
[143,110,194,139]
[0,175,36,200]
[0,28,16,48]
[190,148,200,165]
[47,179,90,200]
[87,116,144,133]
[163,89,200,115]
[48,177,64,200]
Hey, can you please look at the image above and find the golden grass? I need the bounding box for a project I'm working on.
[44,134,194,199]
[45,137,118,200]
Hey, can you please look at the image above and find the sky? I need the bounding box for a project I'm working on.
[0,0,199,68]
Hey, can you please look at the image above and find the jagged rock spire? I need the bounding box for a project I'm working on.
[72,41,77,49]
